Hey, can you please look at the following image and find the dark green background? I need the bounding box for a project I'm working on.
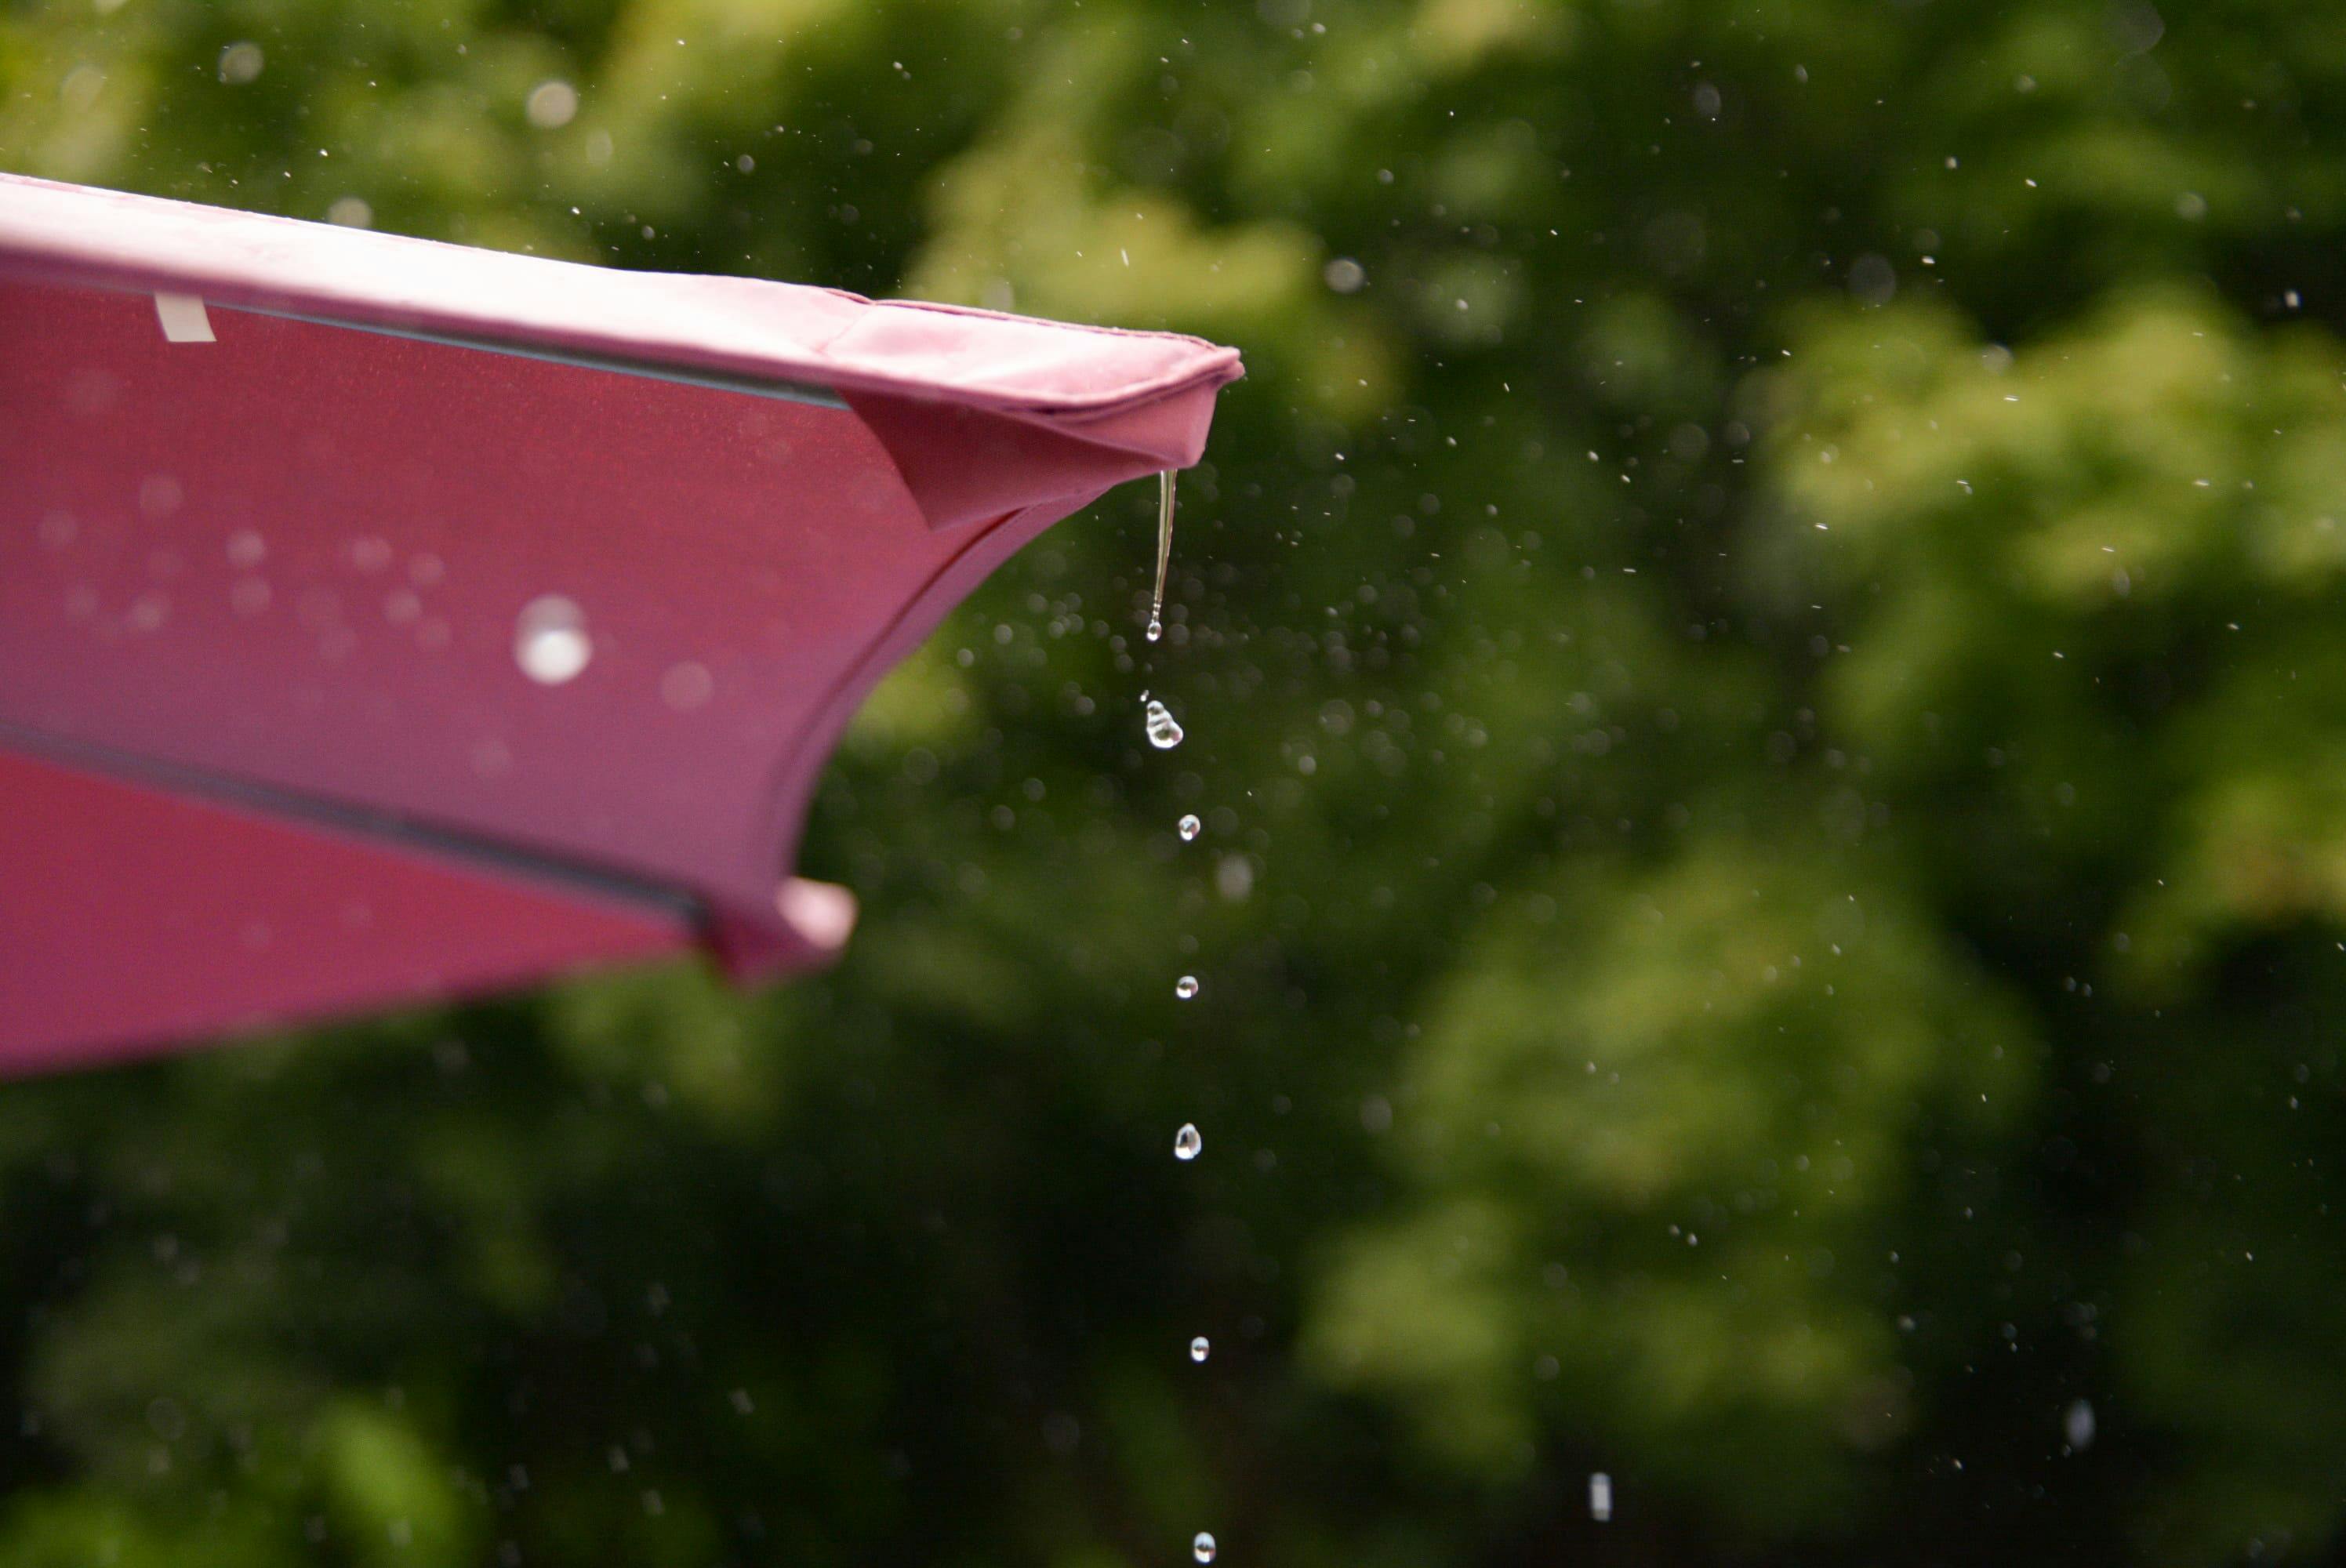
[7,0,2346,1561]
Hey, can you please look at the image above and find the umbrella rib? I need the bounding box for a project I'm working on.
[0,720,703,929]
[216,300,850,410]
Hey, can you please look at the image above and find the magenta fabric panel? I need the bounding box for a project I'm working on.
[2,278,906,938]
[0,748,691,1074]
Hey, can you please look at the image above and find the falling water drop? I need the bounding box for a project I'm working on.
[1148,469,1175,644]
[1178,813,1202,841]
[1589,1472,1613,1523]
[1145,699,1185,750]
[1173,1123,1202,1161]
[1175,975,1199,1000]
[1192,1531,1216,1563]
[1189,1336,1210,1363]
[2064,1398,2096,1451]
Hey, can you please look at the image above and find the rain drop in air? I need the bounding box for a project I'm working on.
[1173,1123,1202,1161]
[1175,975,1198,1000]
[1192,1531,1216,1563]
[1145,699,1184,750]
[1189,1336,1210,1363]
[1178,813,1202,841]
[2065,1399,2096,1450]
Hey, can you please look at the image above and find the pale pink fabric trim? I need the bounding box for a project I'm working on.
[0,172,1243,419]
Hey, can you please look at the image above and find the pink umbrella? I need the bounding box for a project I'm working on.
[0,173,1241,1073]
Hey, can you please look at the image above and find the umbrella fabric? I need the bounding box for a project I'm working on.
[0,173,1241,1073]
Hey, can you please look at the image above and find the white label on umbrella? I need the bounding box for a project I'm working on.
[154,293,214,343]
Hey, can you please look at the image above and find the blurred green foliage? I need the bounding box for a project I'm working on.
[8,0,2346,1561]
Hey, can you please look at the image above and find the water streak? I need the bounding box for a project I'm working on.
[1147,469,1175,642]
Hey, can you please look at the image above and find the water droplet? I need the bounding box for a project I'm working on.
[1192,1531,1216,1563]
[1189,1336,1210,1363]
[660,660,715,710]
[1145,699,1184,750]
[514,595,591,684]
[1175,975,1199,1000]
[1589,1472,1612,1523]
[2064,1398,2096,1450]
[527,79,579,129]
[1215,856,1253,901]
[1173,1123,1202,1161]
[1178,813,1202,841]
[1146,614,1163,643]
[216,41,264,85]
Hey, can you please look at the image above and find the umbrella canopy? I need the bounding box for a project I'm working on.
[0,173,1241,1073]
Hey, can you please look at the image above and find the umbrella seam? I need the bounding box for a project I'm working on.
[0,722,706,931]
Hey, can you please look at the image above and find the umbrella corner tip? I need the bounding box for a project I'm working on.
[700,879,859,984]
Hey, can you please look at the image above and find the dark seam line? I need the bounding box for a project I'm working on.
[0,720,704,928]
[223,302,849,409]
